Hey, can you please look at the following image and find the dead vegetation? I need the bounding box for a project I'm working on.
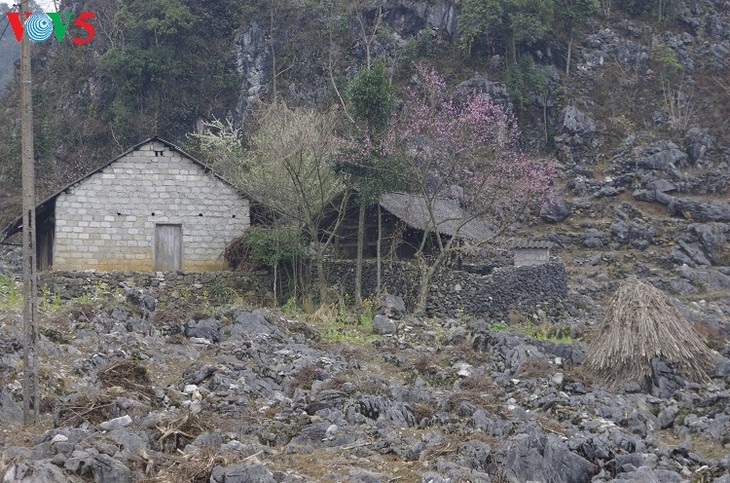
[517,357,555,379]
[154,411,214,453]
[97,358,156,403]
[584,279,717,388]
[55,392,120,427]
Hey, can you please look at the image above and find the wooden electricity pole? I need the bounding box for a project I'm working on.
[20,0,39,426]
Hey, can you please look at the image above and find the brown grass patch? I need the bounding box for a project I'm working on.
[410,354,438,376]
[284,363,325,394]
[516,357,554,379]
[55,392,118,427]
[154,411,215,454]
[97,358,155,403]
[411,402,438,424]
[655,430,729,462]
[138,448,244,483]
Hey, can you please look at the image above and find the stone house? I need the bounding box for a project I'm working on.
[1,137,250,271]
[512,240,552,267]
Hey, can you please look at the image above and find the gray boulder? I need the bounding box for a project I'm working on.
[504,434,595,483]
[372,314,397,335]
[667,197,730,222]
[2,461,70,483]
[684,127,714,163]
[456,75,511,106]
[228,309,282,340]
[554,106,597,163]
[690,223,727,265]
[635,140,688,178]
[677,265,730,291]
[651,359,686,399]
[657,405,679,429]
[210,463,276,483]
[540,196,571,223]
[376,294,406,320]
[677,240,712,266]
[583,229,604,248]
[184,317,221,342]
[611,221,655,249]
[90,454,133,483]
[0,390,23,426]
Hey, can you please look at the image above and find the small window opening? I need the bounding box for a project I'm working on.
[154,149,164,157]
[198,213,203,217]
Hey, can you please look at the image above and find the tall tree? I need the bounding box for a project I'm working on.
[98,0,242,143]
[393,65,555,313]
[458,0,554,64]
[342,60,400,305]
[554,0,599,76]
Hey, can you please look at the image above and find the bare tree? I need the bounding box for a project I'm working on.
[188,104,349,302]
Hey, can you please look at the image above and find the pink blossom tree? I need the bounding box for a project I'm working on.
[393,64,555,313]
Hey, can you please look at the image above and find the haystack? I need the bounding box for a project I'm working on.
[584,279,716,388]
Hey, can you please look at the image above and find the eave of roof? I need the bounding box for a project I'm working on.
[1,136,248,242]
[511,240,553,249]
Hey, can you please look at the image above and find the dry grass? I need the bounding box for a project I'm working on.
[516,357,554,379]
[655,430,729,462]
[97,358,156,403]
[55,392,119,427]
[584,279,716,388]
[137,447,254,483]
[154,411,215,454]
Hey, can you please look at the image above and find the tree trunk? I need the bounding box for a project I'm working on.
[376,204,382,292]
[270,7,277,104]
[414,256,432,315]
[273,263,278,305]
[543,93,549,144]
[315,243,327,303]
[565,39,573,78]
[354,202,366,307]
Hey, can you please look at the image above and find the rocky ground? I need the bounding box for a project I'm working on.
[1,256,729,483]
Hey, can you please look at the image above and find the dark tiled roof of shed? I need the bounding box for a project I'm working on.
[379,192,493,241]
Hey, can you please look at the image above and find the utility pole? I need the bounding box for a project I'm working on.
[20,0,39,426]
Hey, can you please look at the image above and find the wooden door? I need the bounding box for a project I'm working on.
[155,224,182,271]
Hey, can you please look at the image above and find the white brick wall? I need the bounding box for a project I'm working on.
[53,141,250,271]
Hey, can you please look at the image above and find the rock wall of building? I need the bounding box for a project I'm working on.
[53,140,249,271]
[325,259,568,319]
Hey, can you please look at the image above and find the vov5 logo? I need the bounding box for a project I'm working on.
[5,11,95,45]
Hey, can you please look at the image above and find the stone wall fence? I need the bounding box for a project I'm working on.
[39,270,274,307]
[325,259,568,319]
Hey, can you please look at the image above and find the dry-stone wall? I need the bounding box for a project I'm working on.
[39,270,272,305]
[325,259,568,319]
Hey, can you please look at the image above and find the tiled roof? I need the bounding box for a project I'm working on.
[379,192,492,241]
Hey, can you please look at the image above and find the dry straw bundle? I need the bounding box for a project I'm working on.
[584,279,716,388]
